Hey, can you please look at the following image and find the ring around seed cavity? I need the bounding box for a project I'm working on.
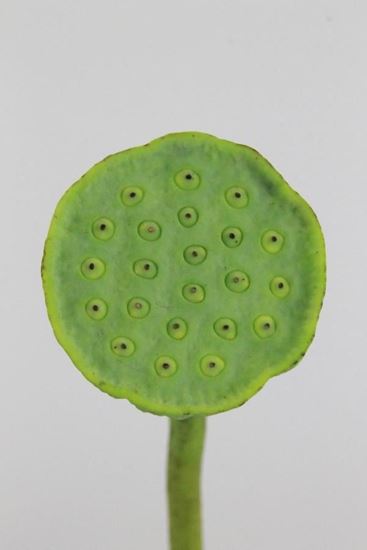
[182,283,205,303]
[134,259,158,279]
[92,217,115,240]
[178,206,199,227]
[167,318,188,340]
[261,230,284,253]
[155,356,178,377]
[111,336,135,357]
[225,186,248,208]
[225,271,250,293]
[81,258,106,280]
[127,297,150,319]
[270,276,290,298]
[85,298,108,320]
[184,245,207,265]
[175,169,200,190]
[200,355,225,377]
[214,318,237,340]
[254,315,276,338]
[138,221,161,241]
[222,227,243,248]
[121,186,144,206]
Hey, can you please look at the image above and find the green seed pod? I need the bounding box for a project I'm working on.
[42,132,326,417]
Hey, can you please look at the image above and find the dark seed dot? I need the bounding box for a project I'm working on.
[121,343,127,350]
[234,192,241,198]
[92,305,99,312]
[185,173,193,180]
[209,362,216,368]
[129,192,136,198]
[271,235,278,242]
[135,302,142,309]
[185,212,192,219]
[229,232,236,239]
[144,263,150,270]
[162,362,170,369]
[190,286,197,293]
[172,323,180,330]
[233,277,240,283]
[263,323,271,329]
[192,250,198,257]
[278,282,284,289]
[223,324,229,330]
[100,224,106,230]
[89,263,95,270]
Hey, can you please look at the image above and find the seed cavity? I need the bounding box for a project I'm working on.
[222,227,243,248]
[225,270,250,293]
[225,186,248,208]
[214,318,237,340]
[175,169,200,190]
[261,230,284,253]
[85,298,108,320]
[270,276,290,298]
[121,186,144,206]
[155,355,178,377]
[200,354,225,377]
[127,297,150,319]
[92,217,115,240]
[182,283,205,303]
[183,245,207,265]
[253,315,276,338]
[111,336,135,357]
[178,206,199,227]
[134,259,158,279]
[138,221,161,241]
[81,257,106,280]
[167,317,188,340]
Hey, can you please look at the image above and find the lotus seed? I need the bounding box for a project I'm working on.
[225,186,248,208]
[222,227,243,248]
[81,258,105,280]
[134,259,158,279]
[111,336,135,357]
[270,276,290,298]
[167,318,188,340]
[183,284,205,303]
[138,221,161,241]
[254,315,276,338]
[200,355,225,377]
[261,230,284,253]
[178,207,199,227]
[225,271,250,293]
[127,297,150,319]
[175,169,200,190]
[121,186,144,206]
[183,245,207,265]
[85,298,108,320]
[92,217,115,241]
[214,318,237,340]
[155,356,178,377]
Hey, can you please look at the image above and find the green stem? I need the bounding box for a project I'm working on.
[167,415,206,550]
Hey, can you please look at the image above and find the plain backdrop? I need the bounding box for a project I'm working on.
[1,1,366,549]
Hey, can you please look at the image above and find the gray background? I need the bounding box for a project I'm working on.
[1,1,366,549]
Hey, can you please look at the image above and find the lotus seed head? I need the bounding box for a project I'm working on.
[42,132,326,417]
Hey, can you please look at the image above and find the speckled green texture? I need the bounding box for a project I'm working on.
[42,132,326,417]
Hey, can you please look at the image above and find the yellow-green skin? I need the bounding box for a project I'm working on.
[42,132,326,417]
